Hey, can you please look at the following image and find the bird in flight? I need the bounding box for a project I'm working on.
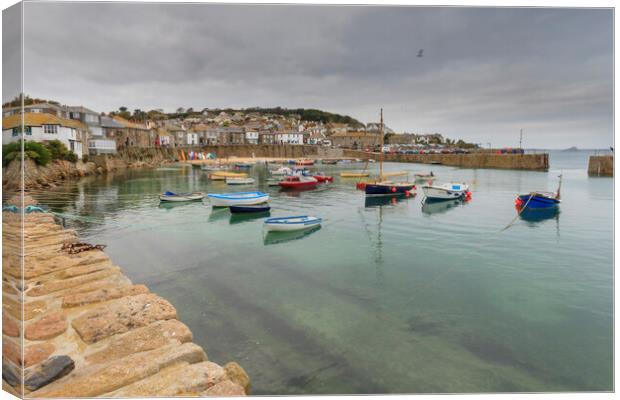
[417,49,424,57]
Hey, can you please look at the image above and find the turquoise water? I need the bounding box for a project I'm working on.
[28,151,613,394]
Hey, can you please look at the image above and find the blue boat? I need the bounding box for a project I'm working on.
[516,175,562,210]
[230,204,271,213]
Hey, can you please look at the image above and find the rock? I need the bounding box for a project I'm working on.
[24,355,75,391]
[204,380,246,396]
[26,267,121,297]
[25,311,67,341]
[85,319,193,364]
[24,342,56,367]
[25,300,47,320]
[62,284,149,308]
[2,359,21,387]
[3,296,20,319]
[3,313,20,337]
[3,339,21,366]
[32,342,206,397]
[107,361,226,397]
[72,293,177,344]
[224,362,251,394]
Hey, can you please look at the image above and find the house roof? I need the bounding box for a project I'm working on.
[112,116,150,130]
[100,116,124,128]
[3,113,87,130]
[330,131,377,138]
[66,105,99,115]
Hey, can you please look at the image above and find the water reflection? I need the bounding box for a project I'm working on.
[208,206,230,222]
[158,201,205,210]
[421,198,466,215]
[364,194,413,208]
[263,225,322,245]
[230,211,271,225]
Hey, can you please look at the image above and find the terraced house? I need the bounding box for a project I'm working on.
[2,113,88,159]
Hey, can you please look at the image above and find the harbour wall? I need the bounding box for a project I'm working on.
[343,150,550,171]
[2,195,250,397]
[588,155,614,176]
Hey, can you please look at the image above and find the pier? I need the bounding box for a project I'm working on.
[588,155,613,176]
[2,196,250,397]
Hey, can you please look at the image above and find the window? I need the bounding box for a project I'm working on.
[43,125,58,134]
[12,126,32,136]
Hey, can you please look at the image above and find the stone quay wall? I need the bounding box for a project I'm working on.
[588,155,614,176]
[342,150,550,171]
[2,196,250,398]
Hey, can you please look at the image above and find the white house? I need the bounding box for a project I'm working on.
[187,132,198,146]
[245,131,259,144]
[275,131,304,145]
[2,113,85,159]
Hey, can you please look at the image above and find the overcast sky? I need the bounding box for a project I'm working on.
[5,3,614,148]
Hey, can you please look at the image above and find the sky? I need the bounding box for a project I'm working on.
[3,3,614,148]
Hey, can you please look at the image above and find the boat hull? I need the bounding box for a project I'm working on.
[226,178,255,185]
[208,192,269,207]
[230,204,271,213]
[517,194,560,209]
[365,183,415,196]
[340,172,370,178]
[422,186,468,200]
[159,192,204,202]
[264,216,322,232]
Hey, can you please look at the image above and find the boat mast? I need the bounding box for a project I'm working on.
[379,108,384,180]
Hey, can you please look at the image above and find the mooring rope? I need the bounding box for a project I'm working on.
[499,194,534,232]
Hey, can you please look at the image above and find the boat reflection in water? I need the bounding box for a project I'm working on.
[421,198,466,215]
[364,193,414,208]
[229,211,271,225]
[263,225,322,245]
[518,206,560,222]
[158,200,203,210]
[208,207,230,222]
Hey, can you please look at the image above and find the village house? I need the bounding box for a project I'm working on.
[165,124,188,147]
[386,133,417,146]
[218,126,245,144]
[330,131,380,150]
[92,116,121,154]
[190,124,218,145]
[326,122,349,136]
[112,116,154,149]
[155,127,174,148]
[2,113,87,159]
[275,131,304,145]
[259,131,276,144]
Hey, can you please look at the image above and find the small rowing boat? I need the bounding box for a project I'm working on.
[159,191,204,202]
[209,171,248,180]
[264,215,322,232]
[321,159,338,165]
[516,174,562,210]
[270,166,293,176]
[235,162,253,169]
[207,191,269,207]
[340,172,370,178]
[313,174,333,183]
[230,204,271,213]
[278,175,318,189]
[296,159,314,166]
[422,182,470,201]
[226,177,256,185]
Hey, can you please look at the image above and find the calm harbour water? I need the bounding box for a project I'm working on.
[29,150,612,394]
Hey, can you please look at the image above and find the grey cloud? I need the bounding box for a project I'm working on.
[15,3,613,148]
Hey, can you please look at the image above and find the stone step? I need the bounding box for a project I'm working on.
[84,319,193,364]
[31,342,206,397]
[62,284,149,308]
[71,293,177,344]
[106,360,227,397]
[26,267,121,297]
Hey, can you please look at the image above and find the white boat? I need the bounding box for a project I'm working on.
[226,177,256,185]
[207,191,269,207]
[266,178,282,187]
[159,191,204,202]
[264,215,322,232]
[270,167,293,176]
[422,182,470,200]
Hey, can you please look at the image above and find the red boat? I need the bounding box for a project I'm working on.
[278,176,318,189]
[313,175,333,183]
[296,159,314,166]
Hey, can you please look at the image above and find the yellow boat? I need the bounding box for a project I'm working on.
[209,171,249,180]
[340,172,370,178]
